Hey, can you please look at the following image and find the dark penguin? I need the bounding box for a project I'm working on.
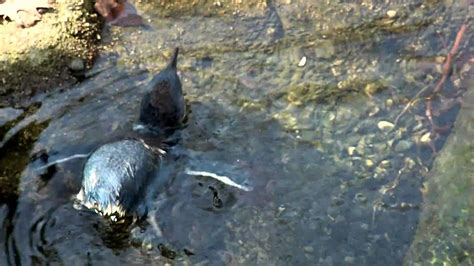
[75,48,185,221]
[139,48,185,131]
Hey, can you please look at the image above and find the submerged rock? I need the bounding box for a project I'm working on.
[405,81,474,264]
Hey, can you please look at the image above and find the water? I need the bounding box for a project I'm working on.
[0,1,471,265]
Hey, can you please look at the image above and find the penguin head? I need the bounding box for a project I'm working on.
[139,48,186,132]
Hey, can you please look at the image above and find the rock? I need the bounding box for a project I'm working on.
[394,140,412,152]
[406,78,474,264]
[298,56,307,67]
[354,193,367,203]
[347,146,356,156]
[365,159,374,168]
[303,246,314,253]
[420,132,431,143]
[379,160,391,168]
[344,256,355,264]
[386,10,397,18]
[68,58,85,71]
[331,196,345,206]
[377,121,394,131]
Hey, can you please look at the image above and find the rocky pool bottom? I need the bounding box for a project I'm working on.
[0,0,473,264]
[0,52,471,265]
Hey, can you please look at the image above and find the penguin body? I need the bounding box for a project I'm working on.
[76,48,184,220]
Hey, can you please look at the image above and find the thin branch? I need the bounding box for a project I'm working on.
[393,23,468,125]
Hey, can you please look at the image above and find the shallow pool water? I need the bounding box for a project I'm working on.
[0,1,471,265]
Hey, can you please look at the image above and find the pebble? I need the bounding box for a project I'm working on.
[331,196,345,206]
[379,160,391,168]
[365,159,374,168]
[298,56,307,67]
[386,10,397,18]
[354,193,367,203]
[347,146,356,156]
[344,256,355,264]
[377,121,394,131]
[403,157,415,168]
[420,132,431,143]
[394,140,412,152]
[360,223,369,230]
[68,58,85,71]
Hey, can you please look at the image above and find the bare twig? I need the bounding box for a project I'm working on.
[393,23,468,127]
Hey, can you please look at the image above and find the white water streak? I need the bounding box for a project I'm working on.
[185,168,253,191]
[35,153,90,171]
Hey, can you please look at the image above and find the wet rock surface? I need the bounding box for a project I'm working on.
[405,79,474,264]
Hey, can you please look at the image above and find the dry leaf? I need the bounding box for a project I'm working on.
[95,0,144,27]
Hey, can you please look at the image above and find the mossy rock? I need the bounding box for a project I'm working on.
[0,0,101,107]
[405,79,474,264]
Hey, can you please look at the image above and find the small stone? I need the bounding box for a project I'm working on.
[404,157,416,169]
[394,140,412,152]
[379,160,391,168]
[420,132,431,143]
[303,246,314,253]
[386,10,397,18]
[333,59,343,66]
[386,139,394,147]
[266,27,276,35]
[354,193,367,203]
[331,66,341,76]
[400,202,410,211]
[347,146,356,156]
[298,56,307,67]
[344,256,355,263]
[368,106,380,117]
[331,196,345,206]
[360,223,369,230]
[68,58,85,71]
[365,159,374,168]
[364,83,379,96]
[377,121,394,131]
[143,242,153,251]
[374,166,387,176]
